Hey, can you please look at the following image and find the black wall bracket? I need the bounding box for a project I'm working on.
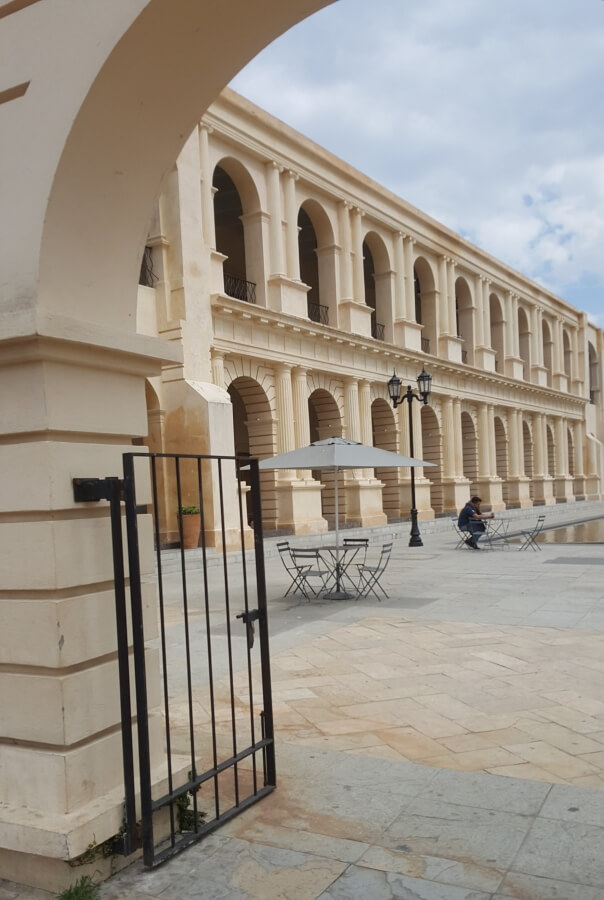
[72,477,123,503]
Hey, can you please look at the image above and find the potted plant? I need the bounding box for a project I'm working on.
[180,505,201,550]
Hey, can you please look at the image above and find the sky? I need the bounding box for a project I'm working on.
[230,0,604,325]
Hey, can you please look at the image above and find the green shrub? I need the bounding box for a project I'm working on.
[180,505,200,515]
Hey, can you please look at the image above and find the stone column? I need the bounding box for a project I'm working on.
[534,413,546,476]
[199,123,216,248]
[266,161,284,277]
[474,273,484,348]
[438,255,449,334]
[477,405,490,478]
[441,396,456,478]
[404,235,416,322]
[351,207,365,302]
[482,279,492,347]
[487,405,497,475]
[338,201,353,302]
[344,377,361,441]
[531,306,542,367]
[453,398,464,477]
[512,294,520,357]
[358,379,373,447]
[393,232,407,320]
[508,409,520,477]
[275,363,295,456]
[292,366,310,449]
[447,258,457,336]
[284,169,300,280]
[211,349,226,389]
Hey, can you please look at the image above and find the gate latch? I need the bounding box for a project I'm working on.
[236,609,260,649]
[72,477,123,502]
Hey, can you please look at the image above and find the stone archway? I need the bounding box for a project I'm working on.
[372,397,399,520]
[0,0,333,887]
[309,388,343,525]
[420,405,443,514]
[228,376,276,528]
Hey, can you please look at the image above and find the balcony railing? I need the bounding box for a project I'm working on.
[308,302,329,325]
[224,273,256,304]
[421,337,430,354]
[371,319,385,341]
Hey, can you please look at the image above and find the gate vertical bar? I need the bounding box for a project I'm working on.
[248,458,276,787]
[108,477,137,854]
[122,453,154,865]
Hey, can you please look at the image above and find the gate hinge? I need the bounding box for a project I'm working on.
[72,477,124,503]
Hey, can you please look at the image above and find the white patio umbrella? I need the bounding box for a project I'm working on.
[258,437,434,598]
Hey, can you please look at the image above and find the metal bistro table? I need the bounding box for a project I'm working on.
[316,543,364,600]
[485,518,511,549]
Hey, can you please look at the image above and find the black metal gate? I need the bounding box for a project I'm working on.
[74,452,275,867]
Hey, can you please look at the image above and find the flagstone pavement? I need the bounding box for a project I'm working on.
[5,503,604,899]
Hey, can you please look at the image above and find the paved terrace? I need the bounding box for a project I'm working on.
[6,501,604,899]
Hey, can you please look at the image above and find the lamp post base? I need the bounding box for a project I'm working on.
[409,508,423,547]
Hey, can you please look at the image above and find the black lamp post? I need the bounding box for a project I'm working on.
[387,368,432,547]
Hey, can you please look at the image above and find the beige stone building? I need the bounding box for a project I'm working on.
[139,88,603,543]
[1,0,603,887]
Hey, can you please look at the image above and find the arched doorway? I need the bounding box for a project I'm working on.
[421,405,443,514]
[494,416,509,505]
[371,398,399,520]
[228,376,276,528]
[414,257,437,354]
[461,411,478,492]
[308,388,343,525]
[363,232,392,342]
[213,161,263,304]
[455,277,474,365]
[518,307,531,381]
[490,293,505,373]
[546,424,555,478]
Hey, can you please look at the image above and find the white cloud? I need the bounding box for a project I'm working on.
[231,0,604,317]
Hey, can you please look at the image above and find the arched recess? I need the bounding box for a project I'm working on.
[523,420,535,500]
[371,398,399,520]
[213,158,263,304]
[455,276,474,365]
[420,405,443,514]
[299,199,336,326]
[563,328,572,379]
[518,307,531,380]
[589,342,599,404]
[228,376,276,528]
[461,411,478,490]
[414,256,437,354]
[363,232,392,342]
[308,388,343,525]
[34,1,329,332]
[542,319,553,387]
[490,293,505,373]
[567,427,575,478]
[494,416,509,505]
[546,424,555,476]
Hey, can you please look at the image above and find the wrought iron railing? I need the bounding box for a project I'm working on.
[421,337,430,353]
[139,246,157,288]
[224,273,257,304]
[371,319,385,341]
[308,302,329,325]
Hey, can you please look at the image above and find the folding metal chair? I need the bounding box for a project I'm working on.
[518,515,546,551]
[452,519,469,550]
[290,549,331,599]
[355,541,393,601]
[341,537,369,581]
[277,541,310,597]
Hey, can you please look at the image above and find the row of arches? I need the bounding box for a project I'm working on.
[208,159,596,394]
[222,374,580,530]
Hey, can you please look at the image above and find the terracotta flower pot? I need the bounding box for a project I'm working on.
[181,512,201,550]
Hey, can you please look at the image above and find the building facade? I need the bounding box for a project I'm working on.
[138,88,603,544]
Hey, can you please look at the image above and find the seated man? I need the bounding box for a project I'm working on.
[458,496,494,550]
